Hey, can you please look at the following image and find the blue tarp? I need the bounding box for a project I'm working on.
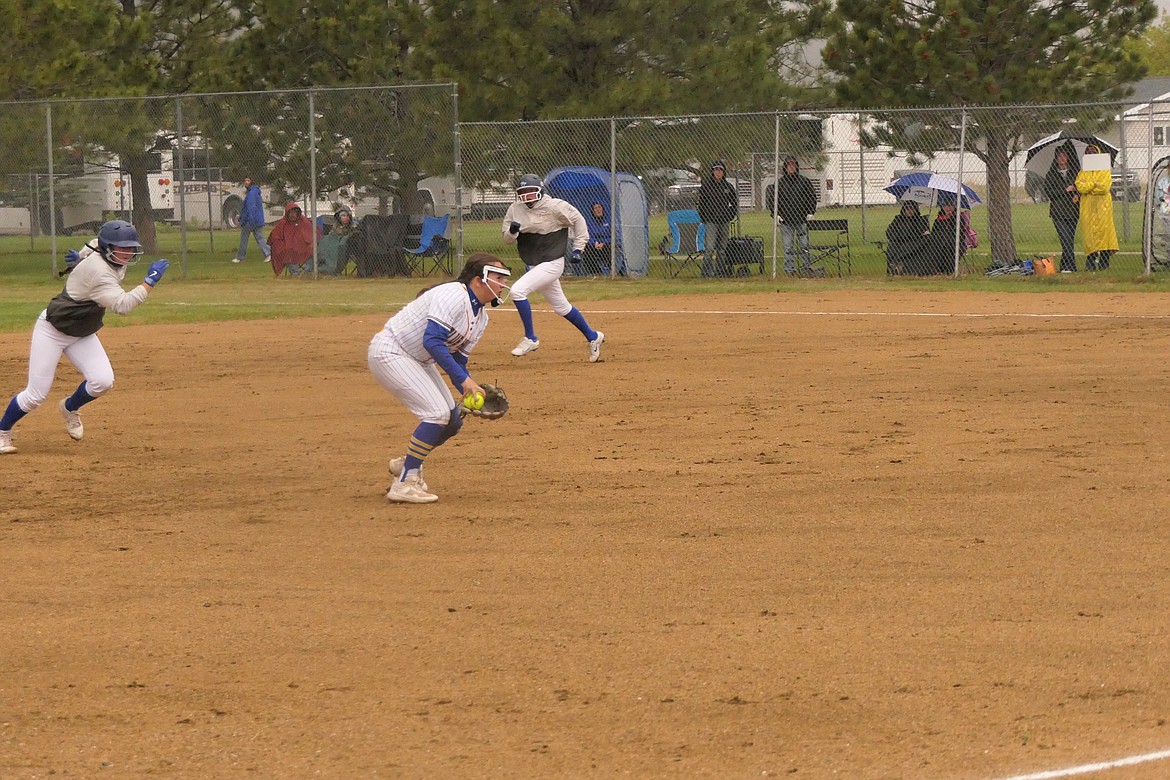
[543,166,650,276]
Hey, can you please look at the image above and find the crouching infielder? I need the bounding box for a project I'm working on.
[368,253,512,504]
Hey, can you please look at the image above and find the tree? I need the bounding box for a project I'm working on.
[0,0,120,101]
[1128,11,1170,76]
[819,0,1157,265]
[409,0,820,121]
[211,1,447,216]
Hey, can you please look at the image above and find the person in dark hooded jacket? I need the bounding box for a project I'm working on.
[1042,143,1080,272]
[696,160,738,277]
[774,155,818,276]
[884,200,931,275]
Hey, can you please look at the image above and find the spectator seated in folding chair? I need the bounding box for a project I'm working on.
[658,209,706,277]
[403,213,452,276]
[267,203,323,277]
[316,231,350,276]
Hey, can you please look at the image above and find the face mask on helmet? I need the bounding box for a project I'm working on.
[516,174,543,207]
[481,264,512,306]
[97,220,144,266]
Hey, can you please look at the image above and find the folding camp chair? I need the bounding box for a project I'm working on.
[659,209,706,277]
[404,214,453,276]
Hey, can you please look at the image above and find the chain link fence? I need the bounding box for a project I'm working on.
[4,88,1170,279]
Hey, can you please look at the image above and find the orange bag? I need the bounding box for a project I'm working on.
[1034,256,1056,275]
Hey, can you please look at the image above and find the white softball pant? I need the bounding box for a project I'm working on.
[15,312,114,413]
[367,329,454,425]
[510,257,572,315]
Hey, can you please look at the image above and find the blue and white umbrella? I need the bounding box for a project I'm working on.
[884,172,982,210]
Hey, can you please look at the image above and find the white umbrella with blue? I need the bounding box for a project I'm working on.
[884,172,982,210]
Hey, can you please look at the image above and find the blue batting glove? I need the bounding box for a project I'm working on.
[508,221,521,235]
[570,249,583,262]
[64,249,80,264]
[143,259,169,287]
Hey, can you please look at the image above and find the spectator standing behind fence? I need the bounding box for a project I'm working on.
[580,202,612,276]
[1075,145,1119,272]
[697,160,738,278]
[232,177,270,264]
[773,155,818,277]
[267,203,322,277]
[884,200,931,275]
[1043,144,1081,273]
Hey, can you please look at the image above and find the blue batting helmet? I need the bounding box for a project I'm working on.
[97,220,143,265]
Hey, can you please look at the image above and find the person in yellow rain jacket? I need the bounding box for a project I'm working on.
[1075,145,1119,272]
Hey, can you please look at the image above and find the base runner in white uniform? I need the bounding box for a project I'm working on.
[368,253,512,504]
[0,220,169,455]
[501,174,606,363]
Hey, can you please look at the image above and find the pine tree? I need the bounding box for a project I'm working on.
[820,0,1157,264]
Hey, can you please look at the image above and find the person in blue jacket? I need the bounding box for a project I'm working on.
[579,201,613,275]
[232,177,271,264]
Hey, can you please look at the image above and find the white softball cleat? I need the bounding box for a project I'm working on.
[388,457,427,492]
[588,331,606,363]
[59,399,84,441]
[387,474,438,504]
[0,429,15,454]
[511,337,540,357]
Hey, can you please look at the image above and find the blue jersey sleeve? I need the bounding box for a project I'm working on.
[423,318,469,388]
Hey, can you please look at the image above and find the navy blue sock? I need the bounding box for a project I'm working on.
[0,396,27,431]
[514,299,537,341]
[563,307,597,342]
[65,381,97,412]
[403,421,444,479]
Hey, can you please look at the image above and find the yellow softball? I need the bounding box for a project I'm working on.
[464,392,485,411]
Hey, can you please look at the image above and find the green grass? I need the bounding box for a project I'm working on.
[0,204,1164,334]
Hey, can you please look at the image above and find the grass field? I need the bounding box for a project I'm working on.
[0,199,1163,334]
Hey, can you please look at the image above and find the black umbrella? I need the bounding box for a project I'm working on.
[1025,131,1119,177]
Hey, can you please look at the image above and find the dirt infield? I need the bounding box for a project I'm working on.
[4,289,1170,779]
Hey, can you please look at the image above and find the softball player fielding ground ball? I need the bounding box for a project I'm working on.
[368,253,512,504]
[0,220,169,455]
[502,174,605,363]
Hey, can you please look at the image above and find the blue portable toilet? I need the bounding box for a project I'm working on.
[543,166,650,276]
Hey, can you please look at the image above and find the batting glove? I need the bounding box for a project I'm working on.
[508,221,521,235]
[64,249,81,264]
[143,259,169,287]
[570,249,583,263]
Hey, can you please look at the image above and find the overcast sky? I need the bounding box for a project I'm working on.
[1160,0,1170,17]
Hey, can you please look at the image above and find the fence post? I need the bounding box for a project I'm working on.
[953,109,968,277]
[858,114,867,241]
[772,113,780,280]
[453,82,462,265]
[309,89,318,278]
[46,101,57,277]
[176,98,189,276]
[1146,101,1155,276]
[609,118,617,278]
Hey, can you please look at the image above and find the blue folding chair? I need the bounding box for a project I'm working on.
[658,209,706,277]
[404,214,453,276]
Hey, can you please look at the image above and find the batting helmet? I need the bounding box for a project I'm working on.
[97,220,143,266]
[516,174,544,206]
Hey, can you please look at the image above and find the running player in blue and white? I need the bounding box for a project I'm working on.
[368,253,512,504]
[502,174,605,363]
[0,220,169,455]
